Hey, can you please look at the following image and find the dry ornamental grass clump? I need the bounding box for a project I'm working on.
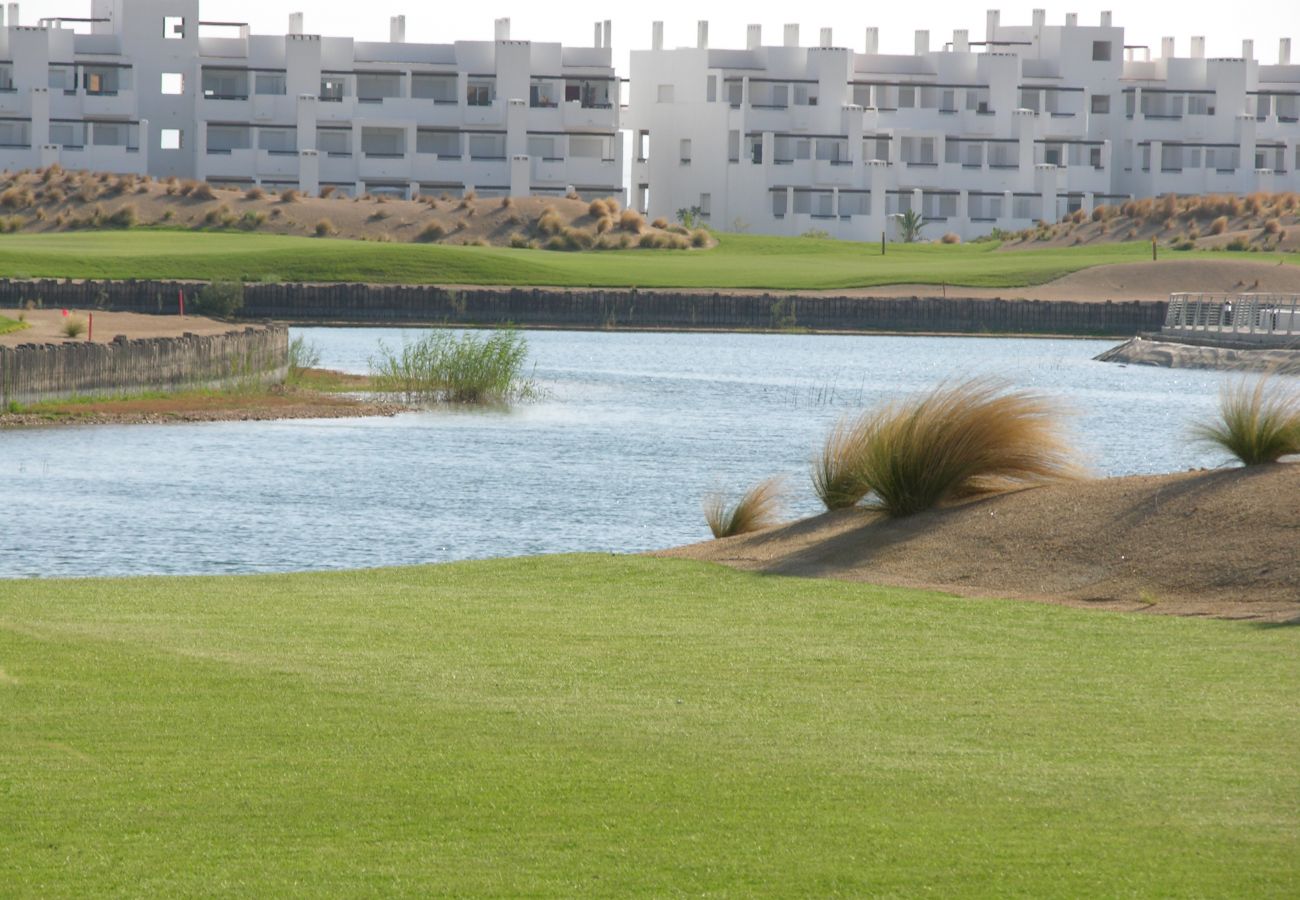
[1194,375,1300,465]
[703,477,785,538]
[813,380,1080,516]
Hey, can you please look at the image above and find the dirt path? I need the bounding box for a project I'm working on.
[659,464,1300,622]
[0,308,231,347]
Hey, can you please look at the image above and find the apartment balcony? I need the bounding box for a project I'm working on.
[359,151,412,181]
[0,89,24,116]
[203,147,256,179]
[561,100,617,131]
[463,101,504,127]
[202,95,252,120]
[256,148,303,178]
[81,89,137,118]
[411,154,469,183]
[60,143,145,175]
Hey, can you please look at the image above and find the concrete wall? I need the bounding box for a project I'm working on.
[0,322,288,406]
[0,280,1166,337]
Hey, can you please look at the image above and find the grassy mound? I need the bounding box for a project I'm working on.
[0,313,29,335]
[1,556,1296,894]
[0,230,1288,289]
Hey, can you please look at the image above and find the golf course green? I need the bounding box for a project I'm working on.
[2,555,1295,895]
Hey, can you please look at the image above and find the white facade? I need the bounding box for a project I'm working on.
[0,0,623,199]
[626,12,1300,240]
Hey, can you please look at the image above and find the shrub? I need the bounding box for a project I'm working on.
[940,232,961,244]
[280,189,299,203]
[500,196,514,209]
[536,207,564,235]
[314,219,334,237]
[1263,218,1282,235]
[194,280,245,318]
[1193,376,1300,465]
[369,328,539,405]
[287,335,322,377]
[417,222,447,242]
[237,210,266,230]
[1091,205,1108,222]
[1226,237,1249,251]
[41,164,62,183]
[320,186,337,199]
[203,205,230,225]
[812,380,1078,516]
[106,204,137,228]
[704,477,784,538]
[619,209,645,233]
[192,182,216,201]
[651,217,669,229]
[61,315,87,338]
[245,186,265,201]
[0,216,23,233]
[1210,215,1229,235]
[565,190,580,200]
[561,226,595,250]
[0,187,31,209]
[690,228,709,247]
[509,233,531,249]
[588,198,610,218]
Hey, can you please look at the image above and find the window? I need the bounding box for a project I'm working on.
[1092,41,1112,61]
[699,193,711,217]
[161,73,184,95]
[636,130,649,162]
[728,130,739,163]
[467,80,495,107]
[1019,89,1040,112]
[319,77,346,102]
[679,138,691,164]
[526,135,556,158]
[707,75,717,102]
[163,16,185,39]
[207,125,250,152]
[530,81,559,108]
[160,128,183,150]
[657,84,674,103]
[412,74,457,103]
[1090,94,1110,114]
[897,86,915,108]
[255,73,287,96]
[726,81,742,105]
[318,129,350,154]
[1090,146,1103,167]
[793,84,817,106]
[569,135,610,158]
[467,133,504,159]
[363,127,406,157]
[258,128,296,153]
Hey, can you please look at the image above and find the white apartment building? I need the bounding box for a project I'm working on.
[0,0,623,199]
[626,12,1300,240]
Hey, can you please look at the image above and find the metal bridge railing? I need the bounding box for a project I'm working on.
[1163,293,1300,341]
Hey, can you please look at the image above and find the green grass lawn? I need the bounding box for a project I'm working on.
[0,230,1289,289]
[2,555,1295,895]
[0,313,29,335]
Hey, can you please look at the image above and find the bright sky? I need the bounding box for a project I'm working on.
[19,0,1299,74]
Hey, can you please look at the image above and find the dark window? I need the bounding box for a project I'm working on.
[1091,94,1110,114]
[1092,41,1112,61]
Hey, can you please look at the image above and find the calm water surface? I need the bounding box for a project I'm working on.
[1,329,1240,579]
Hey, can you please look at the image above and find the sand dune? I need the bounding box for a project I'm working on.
[660,463,1300,622]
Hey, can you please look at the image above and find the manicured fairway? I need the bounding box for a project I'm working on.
[0,230,1278,288]
[1,556,1295,895]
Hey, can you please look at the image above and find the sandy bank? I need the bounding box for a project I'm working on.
[0,307,232,347]
[1095,336,1300,373]
[659,464,1300,622]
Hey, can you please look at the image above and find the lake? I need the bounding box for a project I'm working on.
[1,328,1240,579]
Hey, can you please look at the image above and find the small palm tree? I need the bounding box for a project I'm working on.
[896,209,925,243]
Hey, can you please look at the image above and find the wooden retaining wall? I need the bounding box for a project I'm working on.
[0,324,289,407]
[0,279,1168,336]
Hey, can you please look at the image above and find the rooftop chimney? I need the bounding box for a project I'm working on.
[915,30,930,55]
[986,10,1000,41]
[747,24,761,50]
[1100,11,1112,27]
[1191,36,1205,59]
[594,22,602,48]
[1032,9,1045,30]
[652,21,663,51]
[953,29,969,53]
[864,27,879,55]
[820,27,833,48]
[1065,13,1077,27]
[494,18,510,41]
[784,24,799,48]
[288,12,303,34]
[7,4,17,26]
[697,20,708,49]
[390,15,405,43]
[603,20,612,49]
[1282,38,1292,65]
[1162,37,1174,58]
[1242,39,1254,60]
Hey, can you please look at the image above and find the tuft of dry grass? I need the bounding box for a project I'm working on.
[1210,215,1229,235]
[245,186,265,201]
[192,182,217,201]
[651,217,669,230]
[813,380,1080,516]
[314,218,334,237]
[940,232,960,244]
[1193,375,1300,465]
[280,189,300,204]
[61,315,87,338]
[703,477,785,539]
[320,186,337,199]
[588,198,610,218]
[619,209,645,233]
[417,222,446,242]
[536,206,564,235]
